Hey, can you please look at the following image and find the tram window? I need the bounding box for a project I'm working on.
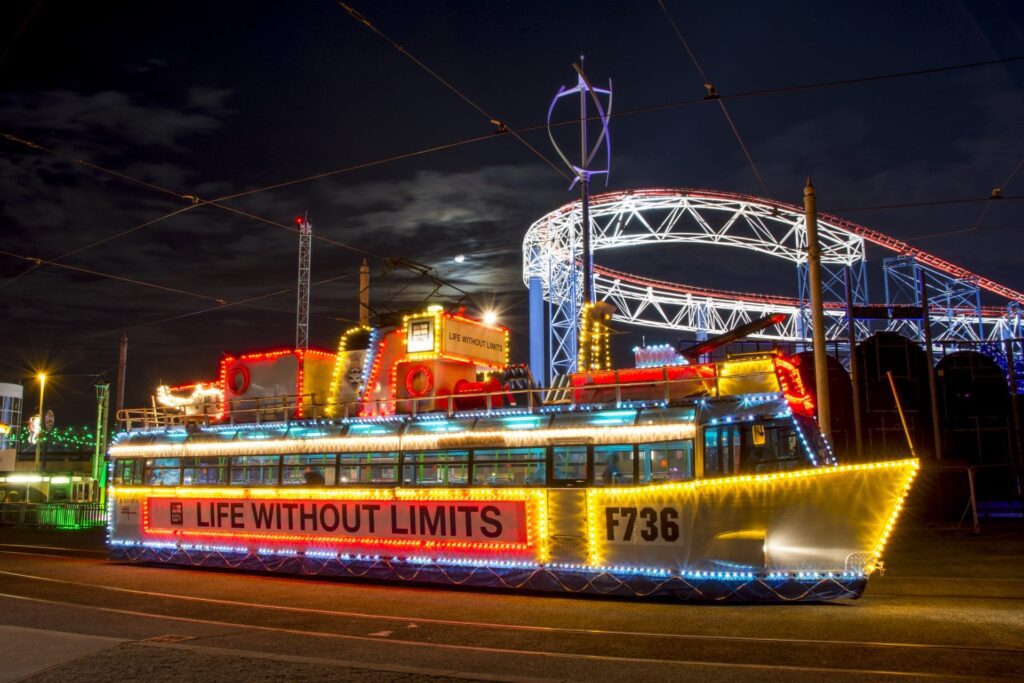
[552,445,588,482]
[282,454,336,486]
[113,459,143,485]
[474,414,551,431]
[231,455,281,486]
[551,410,636,428]
[338,452,399,485]
[144,458,181,486]
[639,440,693,483]
[703,426,744,477]
[472,447,546,486]
[183,457,228,485]
[403,450,469,486]
[743,424,804,473]
[347,421,405,437]
[593,444,635,486]
[637,406,697,425]
[404,419,474,435]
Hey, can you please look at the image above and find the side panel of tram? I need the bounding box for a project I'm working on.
[107,457,917,601]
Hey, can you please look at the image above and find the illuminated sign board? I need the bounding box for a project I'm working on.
[443,317,505,366]
[145,497,528,545]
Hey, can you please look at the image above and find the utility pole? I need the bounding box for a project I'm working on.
[359,258,370,326]
[844,266,864,459]
[804,178,831,444]
[919,271,943,459]
[92,383,110,505]
[116,333,128,419]
[577,59,594,305]
[296,215,312,349]
[33,373,45,471]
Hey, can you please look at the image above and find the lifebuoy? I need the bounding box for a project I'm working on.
[405,365,434,398]
[228,365,251,396]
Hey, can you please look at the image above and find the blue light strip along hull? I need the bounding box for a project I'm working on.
[109,545,866,602]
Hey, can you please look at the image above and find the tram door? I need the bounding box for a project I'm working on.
[703,425,746,477]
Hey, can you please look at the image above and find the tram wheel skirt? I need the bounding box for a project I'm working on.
[109,545,866,602]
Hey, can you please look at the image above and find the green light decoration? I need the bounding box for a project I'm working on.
[13,424,100,449]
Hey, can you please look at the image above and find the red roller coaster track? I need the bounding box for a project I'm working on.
[579,188,1024,306]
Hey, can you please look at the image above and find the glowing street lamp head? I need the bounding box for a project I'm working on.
[37,373,46,385]
[482,310,498,325]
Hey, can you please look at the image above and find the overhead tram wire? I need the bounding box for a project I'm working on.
[338,2,571,183]
[0,248,228,304]
[4,52,1022,282]
[1,136,474,323]
[904,156,1024,242]
[76,271,362,342]
[655,0,770,196]
[3,54,1022,304]
[0,133,382,268]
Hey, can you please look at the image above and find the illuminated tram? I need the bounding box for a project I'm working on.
[107,306,917,601]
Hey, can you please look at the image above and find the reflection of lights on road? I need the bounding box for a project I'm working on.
[454,254,465,263]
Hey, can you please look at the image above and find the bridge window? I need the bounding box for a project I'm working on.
[338,452,399,485]
[552,445,588,485]
[231,455,281,486]
[113,459,143,485]
[183,457,228,485]
[472,447,546,486]
[593,444,635,486]
[403,450,469,486]
[282,454,336,486]
[639,440,693,483]
[144,458,181,486]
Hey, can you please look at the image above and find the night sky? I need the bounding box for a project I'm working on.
[2,1,1023,423]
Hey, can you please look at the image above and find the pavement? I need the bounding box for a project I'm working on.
[0,520,1021,681]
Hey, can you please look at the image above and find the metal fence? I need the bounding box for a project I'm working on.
[0,502,106,529]
[904,462,1023,533]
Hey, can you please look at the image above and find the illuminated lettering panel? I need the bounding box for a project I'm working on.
[587,459,918,575]
[147,497,525,544]
[114,487,548,560]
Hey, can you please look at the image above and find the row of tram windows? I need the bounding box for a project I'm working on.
[112,444,693,488]
[112,422,808,487]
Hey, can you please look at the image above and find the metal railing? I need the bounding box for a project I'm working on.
[0,502,106,529]
[905,462,1023,534]
[116,363,786,432]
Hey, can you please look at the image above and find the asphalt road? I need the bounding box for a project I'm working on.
[0,524,1021,682]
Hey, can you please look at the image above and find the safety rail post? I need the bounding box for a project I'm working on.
[966,466,980,535]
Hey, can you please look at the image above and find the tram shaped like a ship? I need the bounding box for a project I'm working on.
[107,306,917,601]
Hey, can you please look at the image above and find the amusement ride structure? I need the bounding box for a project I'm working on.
[523,187,1024,381]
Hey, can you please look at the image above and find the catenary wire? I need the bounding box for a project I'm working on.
[4,52,1022,280]
[338,2,571,183]
[655,0,770,196]
[905,156,1024,241]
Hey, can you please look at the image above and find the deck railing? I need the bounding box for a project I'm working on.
[115,361,784,432]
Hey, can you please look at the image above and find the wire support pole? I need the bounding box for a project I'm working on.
[918,271,943,459]
[804,178,831,443]
[296,215,312,350]
[579,66,594,305]
[844,265,864,459]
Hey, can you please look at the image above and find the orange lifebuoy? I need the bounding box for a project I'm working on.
[228,365,251,396]
[405,365,434,398]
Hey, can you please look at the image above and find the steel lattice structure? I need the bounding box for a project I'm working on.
[523,188,1023,379]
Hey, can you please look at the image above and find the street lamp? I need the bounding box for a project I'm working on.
[33,373,46,471]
